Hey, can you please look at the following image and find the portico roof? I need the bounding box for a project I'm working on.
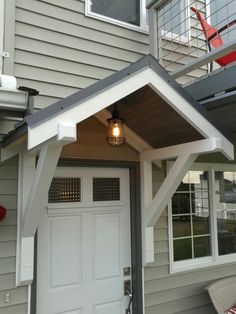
[0,54,233,160]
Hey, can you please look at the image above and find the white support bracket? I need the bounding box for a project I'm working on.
[21,144,63,238]
[140,138,227,264]
[146,154,197,228]
[141,138,223,162]
[16,151,36,286]
[141,159,155,265]
[16,121,76,285]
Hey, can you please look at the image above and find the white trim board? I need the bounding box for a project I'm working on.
[0,0,4,73]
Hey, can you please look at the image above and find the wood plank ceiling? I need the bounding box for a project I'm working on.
[109,86,204,149]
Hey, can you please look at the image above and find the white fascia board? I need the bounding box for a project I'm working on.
[141,138,223,161]
[147,69,234,161]
[27,68,152,149]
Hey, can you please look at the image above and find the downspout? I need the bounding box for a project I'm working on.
[0,75,28,111]
[18,86,39,116]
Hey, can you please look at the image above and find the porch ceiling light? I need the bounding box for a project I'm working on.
[107,104,125,147]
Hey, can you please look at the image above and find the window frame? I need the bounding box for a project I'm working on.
[85,0,148,33]
[168,162,236,274]
[159,0,191,45]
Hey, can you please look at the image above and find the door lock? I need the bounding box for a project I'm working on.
[124,280,131,296]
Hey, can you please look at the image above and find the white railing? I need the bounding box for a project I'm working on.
[147,0,236,84]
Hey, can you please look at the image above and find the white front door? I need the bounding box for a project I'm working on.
[37,167,132,314]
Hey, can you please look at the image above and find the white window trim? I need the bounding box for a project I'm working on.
[168,162,236,274]
[85,0,148,33]
[159,0,191,46]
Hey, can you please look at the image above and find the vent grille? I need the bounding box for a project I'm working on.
[49,178,81,203]
[93,178,120,201]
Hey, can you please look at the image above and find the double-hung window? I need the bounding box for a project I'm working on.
[85,0,147,31]
[169,163,236,273]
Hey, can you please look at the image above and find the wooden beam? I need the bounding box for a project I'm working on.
[140,159,155,265]
[148,8,158,58]
[21,144,62,237]
[141,138,223,161]
[146,154,197,227]
[16,151,35,286]
[171,40,236,79]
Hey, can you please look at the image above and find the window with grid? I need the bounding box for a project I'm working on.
[171,171,211,262]
[169,165,236,273]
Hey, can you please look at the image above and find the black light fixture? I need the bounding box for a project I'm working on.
[107,104,125,147]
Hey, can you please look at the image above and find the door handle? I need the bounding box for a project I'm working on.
[126,288,132,314]
[124,280,132,314]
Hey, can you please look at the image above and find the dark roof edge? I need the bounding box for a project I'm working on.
[1,123,27,148]
[25,55,152,128]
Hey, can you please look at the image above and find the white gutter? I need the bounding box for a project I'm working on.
[0,75,28,111]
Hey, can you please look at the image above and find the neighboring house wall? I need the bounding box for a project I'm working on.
[14,0,149,110]
[157,0,208,84]
[0,158,28,314]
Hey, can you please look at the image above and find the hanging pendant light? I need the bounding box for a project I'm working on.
[107,104,125,147]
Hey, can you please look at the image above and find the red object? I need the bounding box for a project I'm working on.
[0,205,6,221]
[191,7,236,67]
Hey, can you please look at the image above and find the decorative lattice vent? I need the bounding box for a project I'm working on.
[93,178,120,201]
[49,178,81,203]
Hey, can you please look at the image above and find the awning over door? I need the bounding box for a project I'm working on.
[1,54,234,283]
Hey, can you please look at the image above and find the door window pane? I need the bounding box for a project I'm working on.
[93,177,120,201]
[49,178,81,203]
[91,0,140,26]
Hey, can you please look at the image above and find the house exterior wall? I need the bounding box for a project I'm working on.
[0,158,28,314]
[13,0,149,110]
[0,1,235,314]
